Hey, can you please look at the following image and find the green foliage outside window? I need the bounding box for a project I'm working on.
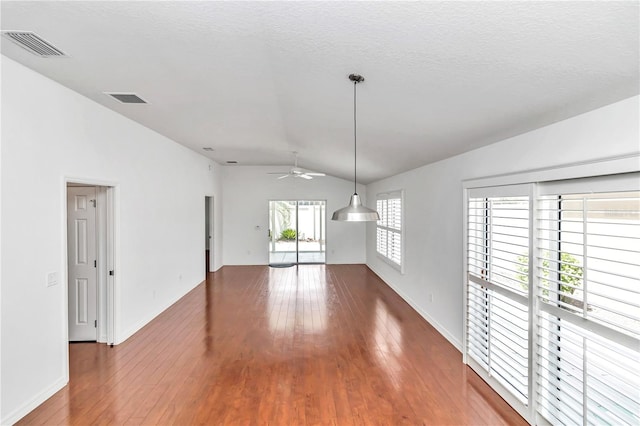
[517,252,583,305]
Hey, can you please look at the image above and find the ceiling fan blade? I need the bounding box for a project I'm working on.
[269,154,324,181]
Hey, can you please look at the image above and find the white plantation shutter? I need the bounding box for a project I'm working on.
[465,173,640,425]
[536,175,640,426]
[537,313,640,425]
[466,188,531,415]
[377,191,403,271]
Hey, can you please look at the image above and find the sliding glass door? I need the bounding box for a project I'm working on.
[268,200,326,265]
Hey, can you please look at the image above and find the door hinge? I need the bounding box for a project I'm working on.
[94,260,97,268]
[94,320,97,328]
[109,270,114,276]
[90,199,96,208]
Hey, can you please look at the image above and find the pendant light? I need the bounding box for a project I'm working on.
[332,74,380,222]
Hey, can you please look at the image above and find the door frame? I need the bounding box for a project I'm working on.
[63,177,119,377]
[268,199,327,265]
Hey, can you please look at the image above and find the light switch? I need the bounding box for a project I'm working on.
[47,272,58,287]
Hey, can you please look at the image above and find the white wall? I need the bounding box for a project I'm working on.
[221,166,367,265]
[0,57,223,424]
[366,95,640,350]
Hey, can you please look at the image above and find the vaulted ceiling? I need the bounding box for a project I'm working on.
[2,1,638,183]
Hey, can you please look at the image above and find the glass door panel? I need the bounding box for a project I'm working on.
[269,200,298,265]
[297,200,326,264]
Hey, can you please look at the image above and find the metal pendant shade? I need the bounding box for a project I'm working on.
[331,193,379,221]
[332,74,380,222]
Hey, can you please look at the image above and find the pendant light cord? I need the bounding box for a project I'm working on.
[353,80,357,195]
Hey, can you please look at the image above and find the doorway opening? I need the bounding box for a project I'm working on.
[66,182,116,345]
[268,200,326,265]
[205,196,214,273]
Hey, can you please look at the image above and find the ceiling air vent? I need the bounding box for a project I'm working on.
[2,31,67,57]
[105,93,148,104]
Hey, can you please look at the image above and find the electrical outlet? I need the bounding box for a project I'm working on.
[429,293,434,302]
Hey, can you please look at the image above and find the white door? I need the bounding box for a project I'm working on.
[67,186,98,341]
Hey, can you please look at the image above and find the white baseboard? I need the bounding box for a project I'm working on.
[1,377,67,426]
[366,264,462,352]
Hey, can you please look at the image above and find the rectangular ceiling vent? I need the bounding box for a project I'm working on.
[2,31,67,57]
[105,93,148,104]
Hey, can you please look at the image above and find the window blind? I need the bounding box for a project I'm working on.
[377,191,403,270]
[467,193,531,409]
[537,313,640,425]
[466,173,640,425]
[536,187,640,425]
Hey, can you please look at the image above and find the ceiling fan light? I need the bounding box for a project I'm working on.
[332,194,379,221]
[269,151,325,180]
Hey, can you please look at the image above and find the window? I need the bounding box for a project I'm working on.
[465,173,640,425]
[536,178,639,426]
[377,190,403,271]
[467,187,531,412]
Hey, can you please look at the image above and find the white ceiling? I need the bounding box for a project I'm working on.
[2,1,638,183]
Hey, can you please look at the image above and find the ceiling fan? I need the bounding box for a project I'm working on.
[268,152,326,180]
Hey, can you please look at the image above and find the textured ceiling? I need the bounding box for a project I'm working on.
[2,1,638,183]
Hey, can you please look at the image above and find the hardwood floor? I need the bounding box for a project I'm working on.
[18,265,526,425]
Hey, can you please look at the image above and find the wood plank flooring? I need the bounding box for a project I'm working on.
[18,265,526,425]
